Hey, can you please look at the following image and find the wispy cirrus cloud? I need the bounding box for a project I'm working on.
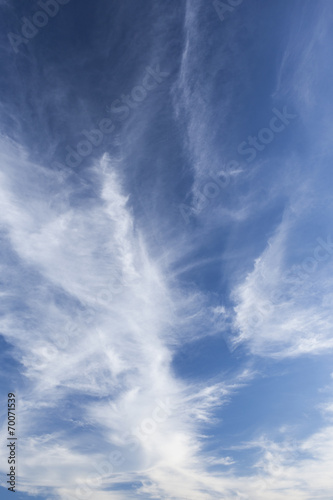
[1,1,333,498]
[231,182,333,358]
[0,136,254,499]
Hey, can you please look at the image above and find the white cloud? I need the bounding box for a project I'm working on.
[231,199,333,358]
[171,0,248,196]
[0,137,254,499]
[0,135,332,500]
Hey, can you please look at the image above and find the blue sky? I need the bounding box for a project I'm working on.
[0,0,333,498]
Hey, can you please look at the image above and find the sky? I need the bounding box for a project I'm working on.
[0,0,333,499]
